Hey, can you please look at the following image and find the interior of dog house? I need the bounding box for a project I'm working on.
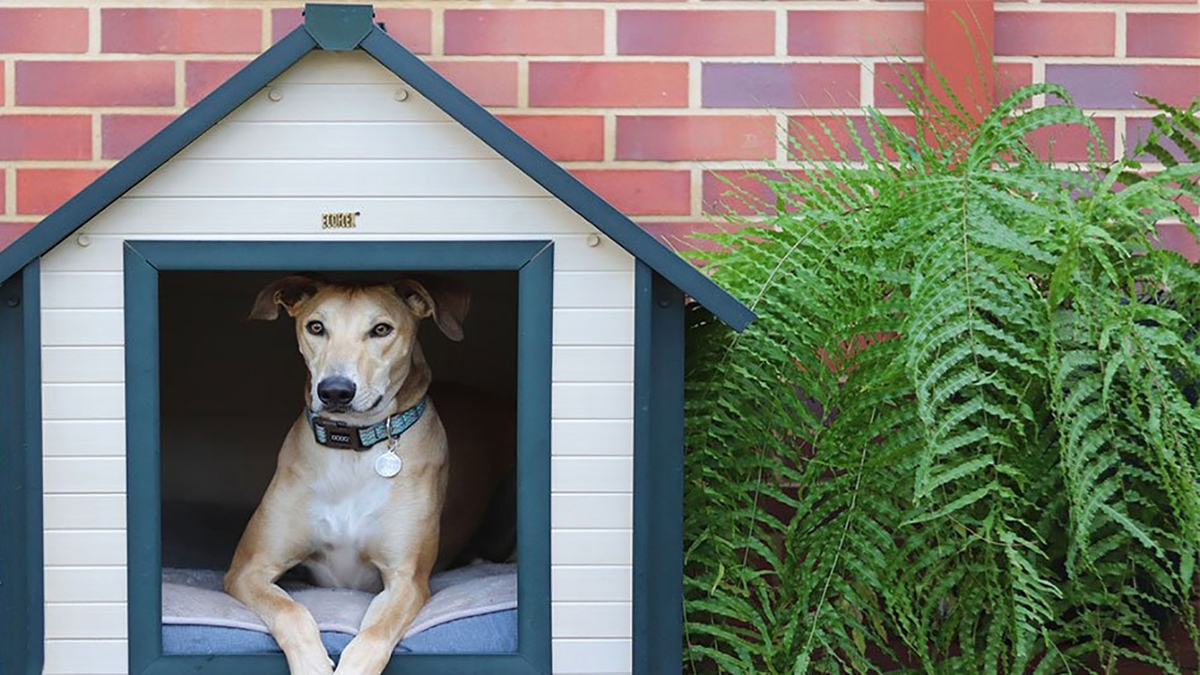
[0,4,753,675]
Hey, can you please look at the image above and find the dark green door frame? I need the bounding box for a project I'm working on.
[124,240,552,675]
[0,262,44,675]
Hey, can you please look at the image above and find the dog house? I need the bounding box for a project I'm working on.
[0,4,754,675]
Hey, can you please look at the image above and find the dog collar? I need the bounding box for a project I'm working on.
[306,397,428,452]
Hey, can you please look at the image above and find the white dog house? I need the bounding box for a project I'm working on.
[0,4,753,675]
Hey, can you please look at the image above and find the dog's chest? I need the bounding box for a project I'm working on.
[302,453,394,591]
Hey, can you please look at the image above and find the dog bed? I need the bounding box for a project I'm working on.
[159,501,518,655]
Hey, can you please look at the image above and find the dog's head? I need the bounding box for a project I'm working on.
[250,276,469,417]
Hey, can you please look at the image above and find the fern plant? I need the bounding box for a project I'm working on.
[683,85,1200,674]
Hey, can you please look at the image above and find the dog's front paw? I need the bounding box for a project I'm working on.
[333,634,392,675]
[285,650,335,675]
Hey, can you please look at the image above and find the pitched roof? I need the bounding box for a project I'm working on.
[0,3,754,331]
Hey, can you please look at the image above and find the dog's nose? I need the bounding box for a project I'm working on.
[317,377,356,407]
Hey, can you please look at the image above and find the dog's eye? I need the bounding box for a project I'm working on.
[306,321,325,336]
[371,323,394,338]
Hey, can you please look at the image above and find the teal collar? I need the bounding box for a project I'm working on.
[306,397,428,452]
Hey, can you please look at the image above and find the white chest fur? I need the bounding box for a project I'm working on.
[301,447,395,592]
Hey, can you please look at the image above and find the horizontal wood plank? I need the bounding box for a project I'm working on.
[43,420,126,457]
[41,309,123,347]
[182,121,501,160]
[551,420,632,456]
[44,639,127,675]
[554,603,631,639]
[45,494,126,529]
[553,347,633,383]
[553,272,633,309]
[553,310,634,347]
[42,346,124,382]
[46,530,126,566]
[552,457,632,494]
[45,604,127,639]
[44,457,125,494]
[552,639,633,674]
[552,383,633,420]
[551,566,632,602]
[45,567,127,603]
[126,159,550,199]
[552,494,632,528]
[42,383,125,420]
[552,530,631,566]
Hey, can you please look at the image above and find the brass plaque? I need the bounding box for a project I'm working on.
[321,211,359,229]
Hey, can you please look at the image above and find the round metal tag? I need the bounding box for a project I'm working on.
[375,451,402,478]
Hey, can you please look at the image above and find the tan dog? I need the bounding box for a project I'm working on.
[225,276,473,675]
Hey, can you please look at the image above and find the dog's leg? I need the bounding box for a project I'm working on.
[226,488,332,675]
[333,566,432,675]
[226,556,334,675]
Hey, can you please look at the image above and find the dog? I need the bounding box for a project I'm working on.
[225,275,501,675]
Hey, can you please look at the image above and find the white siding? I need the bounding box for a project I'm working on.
[40,50,638,674]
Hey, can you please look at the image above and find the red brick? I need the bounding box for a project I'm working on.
[703,63,860,109]
[0,9,88,53]
[497,115,604,161]
[571,170,691,216]
[617,116,777,161]
[446,10,602,56]
[0,115,91,161]
[618,11,774,56]
[103,9,260,54]
[789,11,922,57]
[0,222,36,251]
[272,8,431,54]
[186,61,249,106]
[17,169,106,216]
[788,115,919,161]
[995,12,1115,57]
[102,114,177,160]
[429,61,519,108]
[530,63,688,108]
[1155,224,1200,262]
[874,62,924,108]
[1128,14,1200,58]
[875,62,1033,108]
[996,62,1034,103]
[1046,65,1200,110]
[703,170,806,216]
[638,220,751,254]
[17,61,175,107]
[1026,116,1116,163]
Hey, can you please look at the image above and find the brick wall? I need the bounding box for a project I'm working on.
[1,0,1197,255]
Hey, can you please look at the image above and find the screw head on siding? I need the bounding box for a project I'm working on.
[76,234,91,247]
[5,296,18,308]
[586,234,601,248]
[394,88,410,102]
[267,87,283,102]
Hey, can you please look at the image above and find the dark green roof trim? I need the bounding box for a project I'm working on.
[359,25,754,331]
[304,3,375,51]
[0,3,753,331]
[0,27,318,283]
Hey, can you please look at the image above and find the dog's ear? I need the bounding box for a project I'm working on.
[394,277,470,342]
[249,276,323,320]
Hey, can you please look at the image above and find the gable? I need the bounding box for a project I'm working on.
[0,8,753,331]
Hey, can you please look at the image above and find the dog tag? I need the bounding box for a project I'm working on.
[375,449,403,478]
